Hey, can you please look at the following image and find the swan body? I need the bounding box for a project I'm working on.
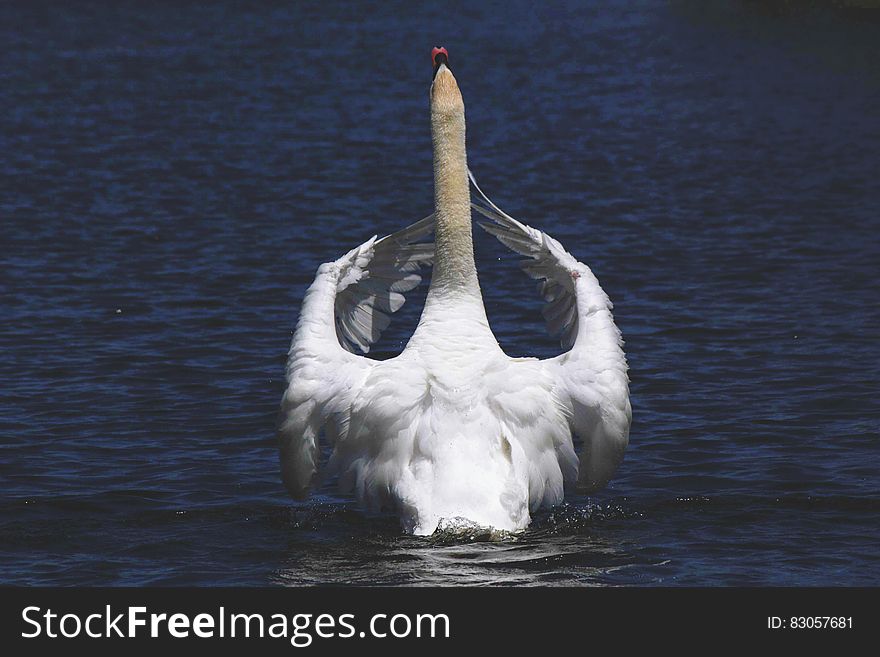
[279,52,631,535]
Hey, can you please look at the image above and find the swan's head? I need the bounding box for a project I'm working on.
[430,46,464,122]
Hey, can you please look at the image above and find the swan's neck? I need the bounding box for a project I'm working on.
[429,110,480,298]
[408,67,495,354]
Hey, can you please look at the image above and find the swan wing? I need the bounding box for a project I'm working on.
[278,214,434,497]
[334,213,435,353]
[470,171,631,492]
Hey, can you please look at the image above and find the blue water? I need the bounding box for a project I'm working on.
[2,1,879,586]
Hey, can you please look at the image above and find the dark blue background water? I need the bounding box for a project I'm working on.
[2,1,879,585]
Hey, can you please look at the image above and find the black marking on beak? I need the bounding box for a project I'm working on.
[432,52,448,80]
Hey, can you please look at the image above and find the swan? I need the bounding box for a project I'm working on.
[278,47,631,535]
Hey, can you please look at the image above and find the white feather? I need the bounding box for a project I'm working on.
[278,65,630,535]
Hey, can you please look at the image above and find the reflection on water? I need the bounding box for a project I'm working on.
[271,501,642,586]
[266,492,880,586]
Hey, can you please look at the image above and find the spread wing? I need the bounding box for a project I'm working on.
[470,171,631,492]
[334,214,435,354]
[278,214,434,498]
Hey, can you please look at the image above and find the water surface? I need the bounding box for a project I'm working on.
[2,0,879,585]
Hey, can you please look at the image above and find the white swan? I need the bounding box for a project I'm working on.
[278,48,631,535]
